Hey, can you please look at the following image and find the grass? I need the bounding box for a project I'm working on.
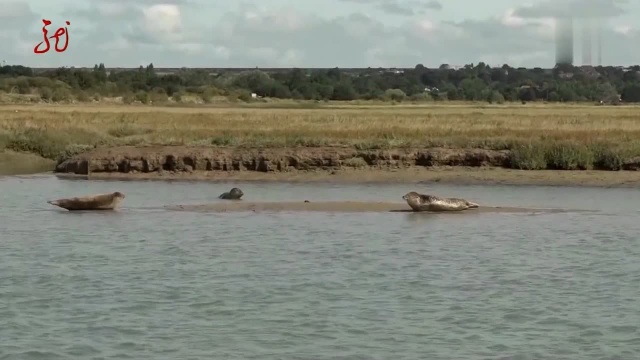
[0,102,639,171]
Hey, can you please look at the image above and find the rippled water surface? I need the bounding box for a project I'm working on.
[1,174,640,359]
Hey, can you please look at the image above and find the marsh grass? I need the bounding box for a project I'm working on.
[1,103,639,170]
[509,144,547,170]
[5,127,104,160]
[545,143,595,170]
[107,124,155,138]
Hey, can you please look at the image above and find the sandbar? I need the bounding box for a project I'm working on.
[164,201,586,214]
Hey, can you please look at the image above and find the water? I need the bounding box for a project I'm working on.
[1,174,639,359]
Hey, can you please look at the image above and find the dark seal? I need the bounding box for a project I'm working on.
[218,187,244,200]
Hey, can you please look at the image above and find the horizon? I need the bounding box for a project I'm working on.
[4,64,638,71]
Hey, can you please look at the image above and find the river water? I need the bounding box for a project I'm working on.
[1,174,639,359]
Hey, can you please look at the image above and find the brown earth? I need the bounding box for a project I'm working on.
[56,146,512,174]
[54,145,640,187]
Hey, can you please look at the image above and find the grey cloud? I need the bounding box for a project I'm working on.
[340,0,374,3]
[83,8,639,67]
[195,9,637,67]
[341,0,442,15]
[514,0,626,18]
[67,3,142,22]
[96,0,195,4]
[405,0,442,13]
[435,18,550,59]
[0,1,39,29]
[0,0,33,18]
[65,2,188,47]
[4,2,639,68]
[380,2,414,16]
[424,1,442,10]
[200,10,559,67]
[202,12,389,66]
[62,3,143,46]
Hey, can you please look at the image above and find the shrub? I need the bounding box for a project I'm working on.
[210,133,238,146]
[508,143,547,170]
[236,90,253,102]
[592,146,625,170]
[40,87,53,101]
[51,87,72,102]
[544,143,594,170]
[134,91,149,104]
[57,144,95,163]
[384,88,406,102]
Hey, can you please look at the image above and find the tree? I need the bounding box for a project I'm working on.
[0,62,638,104]
[384,88,406,102]
[621,84,640,102]
[332,81,356,100]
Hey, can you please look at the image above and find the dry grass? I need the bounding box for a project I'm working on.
[1,102,639,170]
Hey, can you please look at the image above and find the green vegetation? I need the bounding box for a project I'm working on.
[0,62,639,104]
[1,62,639,173]
[1,105,639,171]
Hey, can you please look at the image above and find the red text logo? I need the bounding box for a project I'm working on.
[34,19,71,54]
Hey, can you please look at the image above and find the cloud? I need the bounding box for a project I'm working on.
[195,7,570,67]
[2,0,639,68]
[514,0,627,19]
[380,2,414,16]
[424,1,442,11]
[140,4,183,41]
[94,0,194,4]
[341,0,442,16]
[0,1,38,28]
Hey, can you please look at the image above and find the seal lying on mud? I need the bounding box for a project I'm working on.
[47,191,126,211]
[402,191,479,212]
[218,187,244,200]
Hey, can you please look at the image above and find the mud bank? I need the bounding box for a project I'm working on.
[164,201,587,214]
[52,145,640,187]
[56,146,512,174]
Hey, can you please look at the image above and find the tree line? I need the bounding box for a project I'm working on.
[0,62,639,104]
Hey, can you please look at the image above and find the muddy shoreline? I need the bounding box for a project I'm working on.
[53,167,640,188]
[55,146,513,174]
[50,145,640,187]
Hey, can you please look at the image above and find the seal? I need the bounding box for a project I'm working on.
[402,191,479,212]
[47,191,126,211]
[218,187,244,200]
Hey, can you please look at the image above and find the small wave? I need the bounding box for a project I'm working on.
[0,350,66,360]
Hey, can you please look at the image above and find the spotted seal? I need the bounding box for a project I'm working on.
[402,191,479,212]
[218,187,244,200]
[47,191,126,211]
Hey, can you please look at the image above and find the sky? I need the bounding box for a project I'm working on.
[1,0,638,68]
